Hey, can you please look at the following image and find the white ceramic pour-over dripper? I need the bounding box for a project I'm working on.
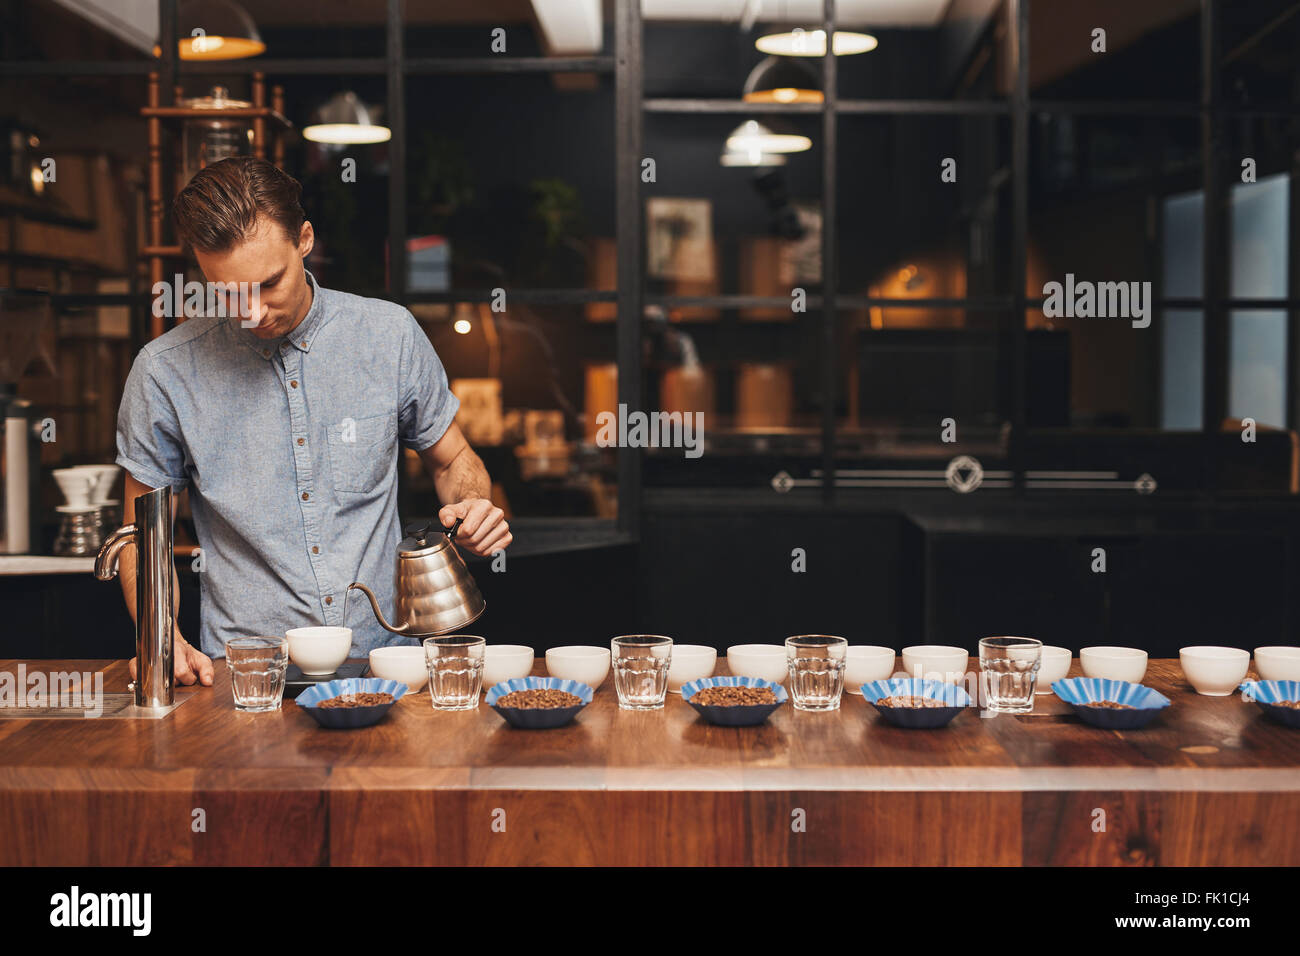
[53,468,96,508]
[75,464,121,504]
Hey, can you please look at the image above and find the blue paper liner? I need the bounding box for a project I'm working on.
[680,676,788,726]
[295,677,408,729]
[859,677,971,728]
[485,676,593,729]
[1239,680,1300,729]
[1051,677,1170,729]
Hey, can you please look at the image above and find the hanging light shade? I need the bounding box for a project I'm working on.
[173,0,265,60]
[756,28,877,57]
[719,147,788,168]
[725,120,811,155]
[742,55,822,104]
[302,91,392,145]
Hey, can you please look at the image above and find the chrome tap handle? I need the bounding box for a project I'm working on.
[94,524,138,580]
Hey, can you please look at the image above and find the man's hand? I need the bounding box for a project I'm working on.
[128,632,215,687]
[439,498,511,557]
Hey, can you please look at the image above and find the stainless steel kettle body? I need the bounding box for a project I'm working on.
[348,518,486,637]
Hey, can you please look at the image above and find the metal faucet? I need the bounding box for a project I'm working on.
[94,486,175,709]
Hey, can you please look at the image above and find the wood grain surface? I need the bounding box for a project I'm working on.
[0,657,1296,865]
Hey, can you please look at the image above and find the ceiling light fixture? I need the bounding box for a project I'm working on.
[172,0,265,61]
[725,119,811,155]
[719,148,789,167]
[742,55,822,104]
[755,27,877,57]
[302,92,392,145]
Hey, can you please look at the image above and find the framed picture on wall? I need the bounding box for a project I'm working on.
[646,197,715,282]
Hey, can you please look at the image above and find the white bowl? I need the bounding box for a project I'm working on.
[725,644,788,683]
[483,644,536,688]
[901,645,970,684]
[1035,646,1073,693]
[545,646,610,689]
[368,645,429,692]
[844,646,896,694]
[1254,646,1300,682]
[1179,646,1250,696]
[667,644,717,693]
[285,626,353,676]
[1080,646,1148,683]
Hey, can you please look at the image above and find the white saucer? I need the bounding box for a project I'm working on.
[56,504,100,514]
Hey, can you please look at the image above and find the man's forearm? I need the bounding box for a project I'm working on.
[118,548,183,638]
[432,444,490,506]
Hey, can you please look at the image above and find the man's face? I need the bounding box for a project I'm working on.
[194,215,315,340]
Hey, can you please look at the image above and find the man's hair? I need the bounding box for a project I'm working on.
[173,156,305,253]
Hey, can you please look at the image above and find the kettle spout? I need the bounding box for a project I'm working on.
[347,582,410,634]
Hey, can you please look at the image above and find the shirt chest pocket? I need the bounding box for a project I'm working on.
[327,413,398,494]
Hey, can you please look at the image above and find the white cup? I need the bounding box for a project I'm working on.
[667,644,717,693]
[1179,646,1250,696]
[1254,646,1300,682]
[286,626,352,676]
[368,645,429,692]
[1080,646,1148,683]
[1035,646,1073,693]
[725,644,788,684]
[844,646,896,694]
[901,645,970,684]
[545,646,611,689]
[482,644,536,689]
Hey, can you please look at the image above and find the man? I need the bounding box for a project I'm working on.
[115,156,510,686]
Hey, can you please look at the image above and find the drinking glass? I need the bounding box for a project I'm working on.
[226,636,288,712]
[611,635,673,710]
[979,637,1043,714]
[785,635,847,711]
[424,635,485,711]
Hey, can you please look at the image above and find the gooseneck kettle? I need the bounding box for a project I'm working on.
[348,518,486,636]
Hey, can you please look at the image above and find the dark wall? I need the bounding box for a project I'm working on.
[926,530,1290,657]
[632,507,919,648]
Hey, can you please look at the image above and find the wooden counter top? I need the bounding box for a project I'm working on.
[2,658,1298,866]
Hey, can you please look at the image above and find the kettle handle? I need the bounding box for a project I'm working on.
[403,517,464,545]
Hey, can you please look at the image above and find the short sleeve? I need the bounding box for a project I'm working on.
[398,311,460,451]
[115,351,189,490]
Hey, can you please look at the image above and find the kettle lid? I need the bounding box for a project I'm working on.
[398,518,462,558]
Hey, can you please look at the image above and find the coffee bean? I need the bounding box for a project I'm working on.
[692,686,777,707]
[497,689,583,709]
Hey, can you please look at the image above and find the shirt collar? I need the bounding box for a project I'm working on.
[237,267,326,361]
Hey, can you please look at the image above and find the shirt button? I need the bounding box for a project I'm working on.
[290,380,299,389]
[301,491,309,501]
[325,596,333,605]
[312,545,319,554]
[262,349,270,357]
[297,437,305,446]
